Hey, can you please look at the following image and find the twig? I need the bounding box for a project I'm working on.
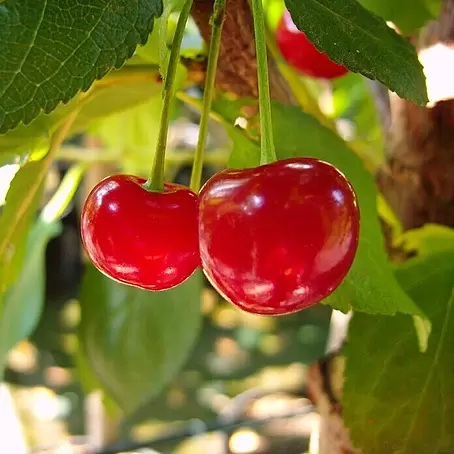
[91,405,315,454]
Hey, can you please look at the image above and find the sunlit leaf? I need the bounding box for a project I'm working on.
[344,250,454,453]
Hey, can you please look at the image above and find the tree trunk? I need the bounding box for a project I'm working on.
[377,1,454,229]
[191,0,296,104]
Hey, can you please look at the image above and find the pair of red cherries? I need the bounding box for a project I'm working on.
[81,157,360,316]
[81,14,354,315]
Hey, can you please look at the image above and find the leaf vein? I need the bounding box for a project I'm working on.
[0,0,48,99]
[402,288,454,451]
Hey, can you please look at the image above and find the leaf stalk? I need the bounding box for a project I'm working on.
[251,0,277,165]
[144,0,194,192]
[189,0,226,192]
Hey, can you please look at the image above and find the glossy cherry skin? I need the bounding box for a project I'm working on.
[81,175,199,291]
[276,10,348,80]
[198,158,360,315]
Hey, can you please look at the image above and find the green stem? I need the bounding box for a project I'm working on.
[41,163,87,223]
[144,0,194,192]
[189,0,226,192]
[264,24,335,131]
[251,0,277,165]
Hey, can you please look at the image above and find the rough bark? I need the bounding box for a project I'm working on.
[191,0,296,104]
[377,1,454,230]
[305,354,361,454]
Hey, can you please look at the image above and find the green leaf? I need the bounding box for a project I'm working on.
[0,219,61,379]
[136,0,186,72]
[284,0,428,105]
[0,67,163,156]
[74,346,120,418]
[377,194,403,243]
[343,251,454,453]
[79,265,203,415]
[0,0,163,133]
[90,62,187,175]
[357,0,441,35]
[227,127,263,169]
[0,157,52,293]
[219,99,425,320]
[91,93,163,175]
[398,223,454,256]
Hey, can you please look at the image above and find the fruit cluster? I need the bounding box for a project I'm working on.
[81,157,360,316]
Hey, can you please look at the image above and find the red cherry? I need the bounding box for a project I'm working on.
[276,10,348,80]
[81,175,199,291]
[198,158,360,315]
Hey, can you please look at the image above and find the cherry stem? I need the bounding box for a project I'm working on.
[251,0,277,165]
[144,0,194,192]
[189,0,226,193]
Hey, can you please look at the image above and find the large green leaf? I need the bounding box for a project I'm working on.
[358,0,441,35]
[91,92,163,176]
[136,0,186,72]
[0,163,83,378]
[0,158,52,293]
[343,251,454,453]
[0,219,61,379]
[91,98,162,175]
[284,0,428,105]
[0,67,163,156]
[74,345,120,418]
[79,265,203,415]
[90,61,187,175]
[218,99,425,319]
[0,0,163,133]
